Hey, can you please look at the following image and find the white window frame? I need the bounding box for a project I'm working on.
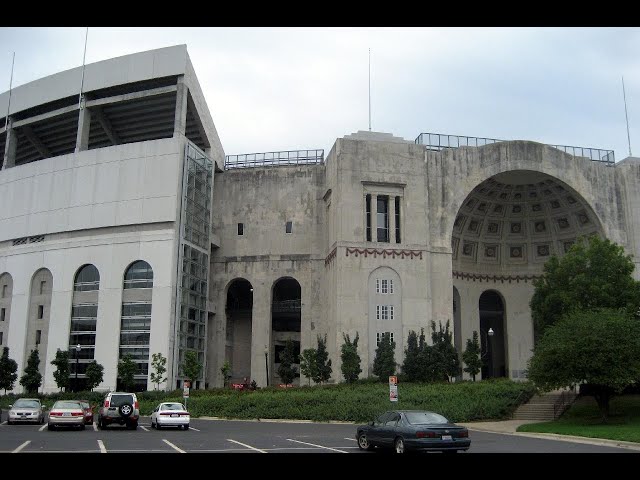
[376,279,380,293]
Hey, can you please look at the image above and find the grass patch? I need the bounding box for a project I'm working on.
[517,395,640,443]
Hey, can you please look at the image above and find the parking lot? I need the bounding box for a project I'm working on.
[0,414,634,453]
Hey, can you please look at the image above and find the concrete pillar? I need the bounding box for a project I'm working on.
[173,76,188,139]
[250,281,270,387]
[3,118,17,170]
[75,101,91,152]
[429,251,453,334]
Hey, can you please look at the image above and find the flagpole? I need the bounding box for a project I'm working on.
[5,52,15,130]
[622,76,632,157]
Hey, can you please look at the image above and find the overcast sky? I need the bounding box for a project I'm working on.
[0,27,638,162]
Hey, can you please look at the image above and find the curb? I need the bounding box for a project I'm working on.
[464,426,640,451]
[197,416,355,425]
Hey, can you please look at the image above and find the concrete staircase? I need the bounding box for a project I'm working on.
[512,390,578,421]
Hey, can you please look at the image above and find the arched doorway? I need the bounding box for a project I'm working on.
[271,278,301,386]
[479,290,506,378]
[225,279,253,384]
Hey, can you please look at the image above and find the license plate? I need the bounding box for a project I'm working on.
[171,414,179,417]
[63,413,71,417]
[20,416,27,419]
[442,435,453,441]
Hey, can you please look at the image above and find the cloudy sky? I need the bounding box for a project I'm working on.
[0,27,638,162]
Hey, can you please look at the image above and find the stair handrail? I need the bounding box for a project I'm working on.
[553,389,570,418]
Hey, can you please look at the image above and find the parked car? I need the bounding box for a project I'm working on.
[7,398,45,425]
[48,400,86,430]
[78,400,94,425]
[96,392,139,430]
[356,410,471,453]
[150,402,190,430]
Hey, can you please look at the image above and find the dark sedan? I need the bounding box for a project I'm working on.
[356,410,471,453]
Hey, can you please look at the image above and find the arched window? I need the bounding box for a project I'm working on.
[74,264,100,291]
[124,261,153,289]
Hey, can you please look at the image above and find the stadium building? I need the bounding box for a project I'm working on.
[1,45,639,392]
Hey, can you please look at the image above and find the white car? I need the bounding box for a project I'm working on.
[48,400,86,430]
[150,402,190,430]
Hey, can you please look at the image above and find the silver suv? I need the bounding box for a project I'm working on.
[96,392,139,430]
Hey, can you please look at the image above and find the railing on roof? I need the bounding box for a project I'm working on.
[225,149,324,169]
[415,132,615,164]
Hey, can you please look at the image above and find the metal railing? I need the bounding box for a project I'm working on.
[225,149,324,169]
[415,132,615,164]
[272,299,301,313]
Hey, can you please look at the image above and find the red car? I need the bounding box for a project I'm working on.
[79,400,94,425]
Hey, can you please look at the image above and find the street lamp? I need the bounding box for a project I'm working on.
[481,328,495,378]
[264,345,269,387]
[75,344,81,392]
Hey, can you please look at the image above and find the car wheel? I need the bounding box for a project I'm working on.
[394,437,406,454]
[357,433,374,451]
[127,421,138,430]
[184,424,190,430]
[47,424,54,431]
[119,404,133,417]
[151,419,155,429]
[156,423,162,430]
[80,424,86,430]
[99,420,106,430]
[6,419,11,425]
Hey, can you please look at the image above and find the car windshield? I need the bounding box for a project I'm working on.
[13,399,40,409]
[54,401,82,410]
[162,403,186,411]
[404,412,449,425]
[110,395,134,407]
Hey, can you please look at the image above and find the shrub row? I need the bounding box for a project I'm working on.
[1,379,535,423]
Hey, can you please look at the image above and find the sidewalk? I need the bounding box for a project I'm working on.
[459,420,640,451]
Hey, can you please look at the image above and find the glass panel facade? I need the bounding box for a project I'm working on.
[175,142,213,382]
[74,264,100,291]
[68,301,98,377]
[124,261,154,289]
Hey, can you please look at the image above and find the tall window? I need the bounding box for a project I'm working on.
[37,305,44,319]
[74,264,100,291]
[376,332,394,346]
[0,331,3,345]
[120,260,153,390]
[69,264,100,388]
[39,281,46,295]
[395,196,401,243]
[0,308,5,321]
[2,284,7,298]
[124,261,153,289]
[377,196,389,242]
[35,330,41,345]
[237,223,244,236]
[365,194,372,242]
[286,221,293,234]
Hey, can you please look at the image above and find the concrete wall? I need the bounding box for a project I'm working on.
[0,138,183,242]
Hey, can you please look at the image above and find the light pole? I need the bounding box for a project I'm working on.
[481,328,495,379]
[264,345,269,387]
[75,344,81,392]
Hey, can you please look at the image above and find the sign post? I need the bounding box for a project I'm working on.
[183,381,190,410]
[389,375,398,402]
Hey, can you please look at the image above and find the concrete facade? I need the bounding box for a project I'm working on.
[2,46,639,393]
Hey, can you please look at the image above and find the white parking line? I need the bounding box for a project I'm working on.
[97,440,107,453]
[226,439,267,453]
[1,421,6,425]
[163,439,186,453]
[140,425,149,432]
[93,422,98,432]
[344,437,357,442]
[39,424,47,432]
[286,438,348,453]
[189,426,200,431]
[13,441,31,453]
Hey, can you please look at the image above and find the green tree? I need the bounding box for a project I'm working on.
[299,348,317,386]
[50,349,70,392]
[182,350,202,385]
[430,320,461,381]
[277,339,298,385]
[527,308,640,422]
[340,332,362,383]
[530,236,640,340]
[85,361,104,391]
[373,333,396,381]
[462,331,482,381]
[313,334,332,384]
[118,354,137,391]
[220,360,231,387]
[150,353,168,390]
[401,330,420,382]
[20,348,42,393]
[0,346,18,394]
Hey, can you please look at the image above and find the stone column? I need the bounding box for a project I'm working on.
[2,118,17,169]
[75,100,91,152]
[250,280,271,387]
[173,76,188,139]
